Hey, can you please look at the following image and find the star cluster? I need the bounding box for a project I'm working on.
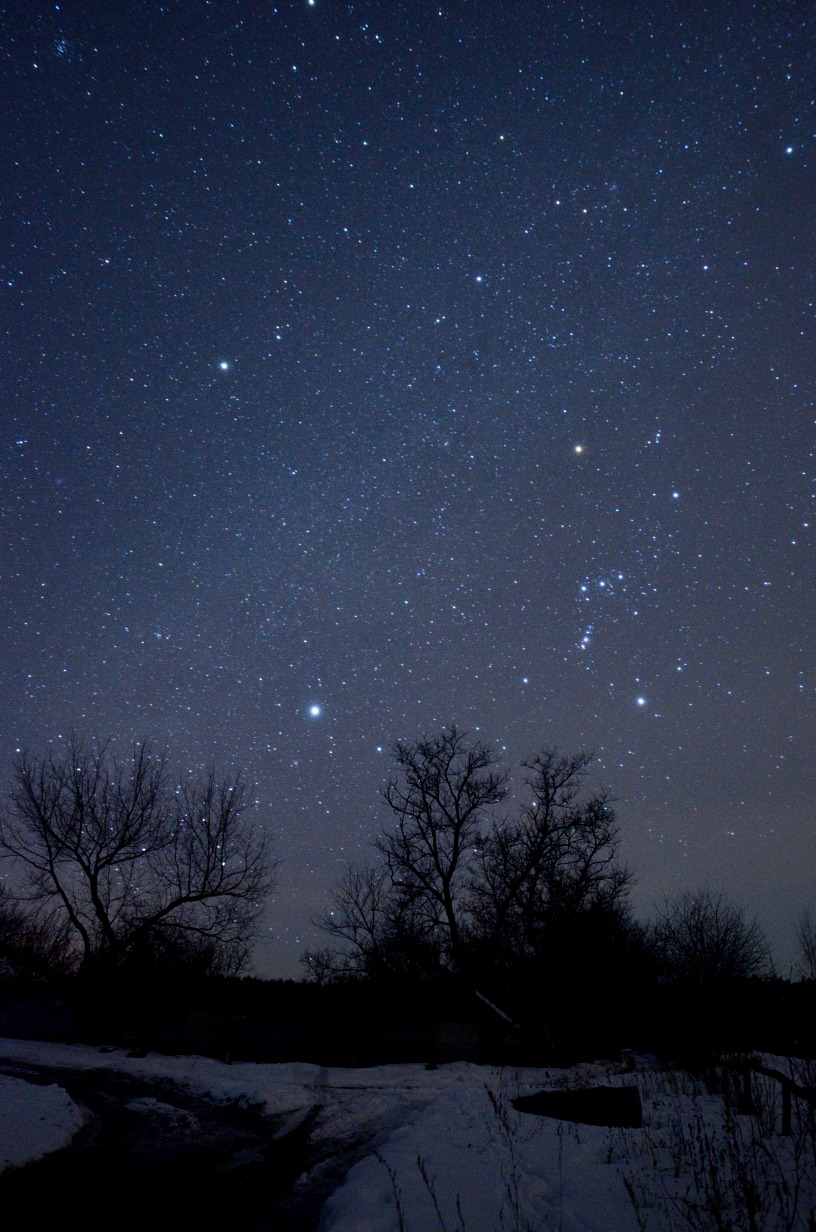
[1,1,814,974]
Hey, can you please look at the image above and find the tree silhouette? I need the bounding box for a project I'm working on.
[795,907,816,981]
[0,736,276,978]
[305,861,443,982]
[375,727,508,972]
[651,887,769,985]
[309,731,637,985]
[468,747,633,976]
[0,883,71,981]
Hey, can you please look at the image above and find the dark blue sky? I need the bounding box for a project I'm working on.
[2,0,814,976]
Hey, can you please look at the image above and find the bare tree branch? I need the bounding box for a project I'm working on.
[468,747,632,969]
[0,736,276,977]
[651,887,770,985]
[795,907,816,981]
[375,727,508,971]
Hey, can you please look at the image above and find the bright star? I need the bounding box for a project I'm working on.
[636,697,647,707]
[219,360,230,370]
[308,704,322,717]
[573,444,585,454]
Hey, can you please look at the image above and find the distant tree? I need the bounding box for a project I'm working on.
[310,732,641,988]
[307,728,508,980]
[117,921,251,980]
[795,908,816,981]
[374,727,508,972]
[0,883,71,982]
[0,737,276,978]
[468,748,633,975]
[301,946,345,985]
[319,863,396,977]
[650,887,770,985]
[304,861,443,982]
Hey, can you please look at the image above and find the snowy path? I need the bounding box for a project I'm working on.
[0,1037,642,1230]
[315,1074,640,1232]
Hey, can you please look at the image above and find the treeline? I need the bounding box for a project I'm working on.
[303,727,781,999]
[0,727,813,1023]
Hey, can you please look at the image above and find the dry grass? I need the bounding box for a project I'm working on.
[611,1056,816,1232]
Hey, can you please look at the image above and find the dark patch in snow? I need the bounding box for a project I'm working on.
[513,1083,643,1128]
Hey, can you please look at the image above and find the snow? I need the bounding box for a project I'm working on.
[0,1037,812,1230]
[317,1074,640,1232]
[0,1036,639,1227]
[0,1073,85,1172]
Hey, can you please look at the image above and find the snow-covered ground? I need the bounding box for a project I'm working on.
[0,1071,85,1172]
[0,1036,813,1231]
[318,1075,638,1232]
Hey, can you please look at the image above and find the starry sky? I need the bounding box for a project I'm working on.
[2,0,814,978]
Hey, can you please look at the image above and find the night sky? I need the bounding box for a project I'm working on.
[2,1,814,978]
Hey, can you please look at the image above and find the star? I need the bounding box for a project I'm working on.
[1,0,811,985]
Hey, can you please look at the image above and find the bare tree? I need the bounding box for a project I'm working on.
[374,727,508,971]
[795,908,816,981]
[304,860,443,981]
[0,737,276,977]
[313,863,393,979]
[0,883,72,981]
[311,736,634,983]
[469,748,632,969]
[651,887,770,985]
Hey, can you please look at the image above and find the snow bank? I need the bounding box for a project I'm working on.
[0,1075,85,1172]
